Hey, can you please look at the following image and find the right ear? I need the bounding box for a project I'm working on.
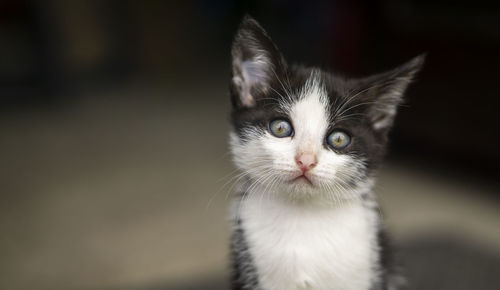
[230,15,287,108]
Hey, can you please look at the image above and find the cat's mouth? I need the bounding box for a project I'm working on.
[290,174,314,186]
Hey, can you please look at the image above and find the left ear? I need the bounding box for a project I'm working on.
[356,54,425,131]
[230,15,287,109]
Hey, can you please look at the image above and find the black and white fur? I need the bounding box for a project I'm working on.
[228,16,423,290]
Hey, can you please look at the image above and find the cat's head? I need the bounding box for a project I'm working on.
[229,16,423,201]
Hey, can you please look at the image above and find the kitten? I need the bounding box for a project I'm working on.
[228,16,423,290]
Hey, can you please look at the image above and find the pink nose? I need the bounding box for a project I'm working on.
[295,153,317,172]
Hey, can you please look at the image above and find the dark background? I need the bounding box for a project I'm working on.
[2,0,499,176]
[1,1,499,290]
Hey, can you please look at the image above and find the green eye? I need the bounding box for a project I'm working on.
[269,119,293,138]
[327,130,351,150]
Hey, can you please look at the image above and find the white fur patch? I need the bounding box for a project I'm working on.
[289,75,330,156]
[239,194,378,290]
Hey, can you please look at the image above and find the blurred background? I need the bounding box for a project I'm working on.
[1,1,499,289]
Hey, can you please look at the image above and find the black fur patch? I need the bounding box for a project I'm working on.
[230,219,261,290]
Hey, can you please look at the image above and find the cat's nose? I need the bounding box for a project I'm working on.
[295,153,317,172]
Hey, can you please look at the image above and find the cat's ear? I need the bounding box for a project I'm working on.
[230,15,287,108]
[357,55,425,131]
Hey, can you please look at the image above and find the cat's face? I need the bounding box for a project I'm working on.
[229,16,423,201]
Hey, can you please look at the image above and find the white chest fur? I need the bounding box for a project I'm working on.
[239,195,378,290]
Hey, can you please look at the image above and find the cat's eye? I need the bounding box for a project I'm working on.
[269,119,293,138]
[327,130,351,150]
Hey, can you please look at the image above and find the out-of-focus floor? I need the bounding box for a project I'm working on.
[0,80,499,290]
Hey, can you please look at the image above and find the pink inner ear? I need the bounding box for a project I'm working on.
[232,75,254,107]
[238,59,270,107]
[242,59,269,84]
[371,105,397,130]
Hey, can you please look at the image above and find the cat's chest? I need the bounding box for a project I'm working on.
[239,197,377,290]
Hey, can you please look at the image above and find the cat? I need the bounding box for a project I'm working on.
[228,16,423,290]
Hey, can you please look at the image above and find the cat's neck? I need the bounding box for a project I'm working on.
[235,179,380,290]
